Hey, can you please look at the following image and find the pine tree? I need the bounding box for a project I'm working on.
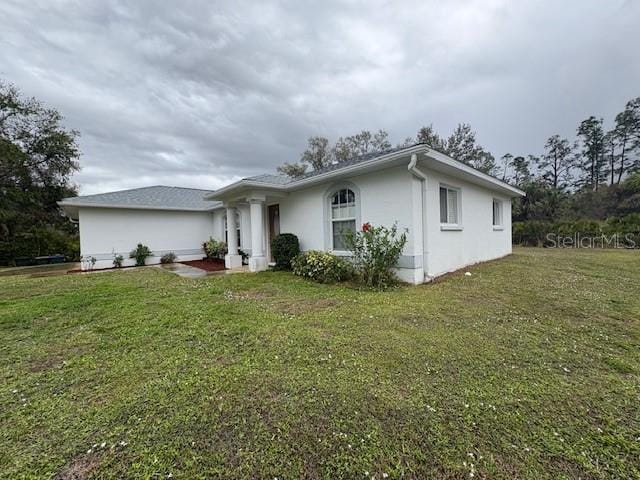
[538,135,575,189]
[577,116,606,191]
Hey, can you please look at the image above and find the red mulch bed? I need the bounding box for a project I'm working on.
[179,258,226,272]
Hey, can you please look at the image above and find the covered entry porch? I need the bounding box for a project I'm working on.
[214,190,283,272]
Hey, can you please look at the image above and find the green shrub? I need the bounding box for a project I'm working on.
[113,254,124,268]
[129,243,153,266]
[271,233,300,270]
[512,220,552,246]
[160,252,177,264]
[291,251,352,283]
[203,237,227,259]
[345,222,408,289]
[513,216,640,248]
[81,255,96,270]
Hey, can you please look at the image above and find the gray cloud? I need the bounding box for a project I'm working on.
[1,0,638,194]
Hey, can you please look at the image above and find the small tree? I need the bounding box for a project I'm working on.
[271,233,300,270]
[130,243,152,266]
[346,222,408,289]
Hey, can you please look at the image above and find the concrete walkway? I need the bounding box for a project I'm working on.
[156,263,208,278]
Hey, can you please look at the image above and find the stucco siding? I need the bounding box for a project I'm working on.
[276,164,513,283]
[78,207,215,269]
[277,165,419,282]
[278,165,413,249]
[423,169,512,278]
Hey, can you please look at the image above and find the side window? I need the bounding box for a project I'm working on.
[493,199,503,227]
[439,186,461,226]
[330,188,357,250]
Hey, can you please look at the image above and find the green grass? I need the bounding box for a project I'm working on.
[1,248,639,479]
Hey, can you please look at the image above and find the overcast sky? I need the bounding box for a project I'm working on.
[1,0,639,195]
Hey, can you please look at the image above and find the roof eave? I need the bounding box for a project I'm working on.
[205,180,284,200]
[425,149,525,197]
[207,144,430,200]
[57,201,220,213]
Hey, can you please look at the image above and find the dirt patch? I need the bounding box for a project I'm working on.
[55,453,100,480]
[29,355,64,372]
[180,258,226,272]
[224,288,339,315]
[224,288,270,301]
[275,298,339,315]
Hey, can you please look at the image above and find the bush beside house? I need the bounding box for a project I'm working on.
[345,222,407,289]
[161,252,177,264]
[203,238,227,260]
[291,222,407,288]
[291,251,353,283]
[113,254,124,268]
[271,233,300,270]
[130,244,153,266]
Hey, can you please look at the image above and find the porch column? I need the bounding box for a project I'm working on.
[248,199,268,272]
[224,206,243,269]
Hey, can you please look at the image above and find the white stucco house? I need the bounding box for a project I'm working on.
[59,144,524,283]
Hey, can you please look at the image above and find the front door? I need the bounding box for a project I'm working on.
[268,204,280,261]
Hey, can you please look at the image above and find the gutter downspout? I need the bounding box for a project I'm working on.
[408,153,431,283]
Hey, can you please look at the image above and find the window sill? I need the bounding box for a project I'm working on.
[331,250,352,257]
[440,225,463,231]
[493,226,505,231]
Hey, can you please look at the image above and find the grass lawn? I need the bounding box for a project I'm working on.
[1,248,639,479]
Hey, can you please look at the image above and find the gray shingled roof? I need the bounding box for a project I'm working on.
[244,173,292,185]
[60,186,220,210]
[241,143,519,190]
[298,145,409,179]
[243,145,412,186]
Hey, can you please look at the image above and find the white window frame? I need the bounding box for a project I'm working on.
[330,188,357,253]
[492,198,504,230]
[439,184,462,231]
[324,183,361,255]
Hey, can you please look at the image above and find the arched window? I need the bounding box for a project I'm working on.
[330,188,357,251]
[224,212,241,248]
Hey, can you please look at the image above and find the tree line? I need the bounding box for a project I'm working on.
[280,97,640,193]
[0,81,80,265]
[277,123,497,178]
[280,97,640,245]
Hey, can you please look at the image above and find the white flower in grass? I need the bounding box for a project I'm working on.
[382,473,388,478]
